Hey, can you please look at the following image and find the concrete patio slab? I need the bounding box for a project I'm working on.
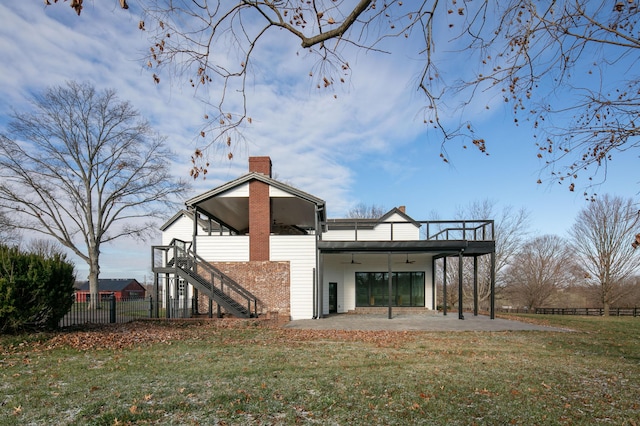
[285,313,570,332]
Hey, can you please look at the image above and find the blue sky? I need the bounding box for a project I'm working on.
[0,2,636,282]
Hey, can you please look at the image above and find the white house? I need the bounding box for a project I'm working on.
[152,157,496,321]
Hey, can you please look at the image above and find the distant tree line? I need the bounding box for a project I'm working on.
[437,195,640,315]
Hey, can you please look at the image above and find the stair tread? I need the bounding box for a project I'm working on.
[177,264,250,317]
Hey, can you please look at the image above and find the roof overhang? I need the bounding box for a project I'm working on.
[185,172,326,231]
[318,240,495,256]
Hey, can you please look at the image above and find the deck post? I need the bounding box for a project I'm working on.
[388,252,393,319]
[164,273,170,319]
[490,251,496,319]
[443,257,447,316]
[458,251,464,320]
[431,257,436,311]
[473,255,478,316]
[153,270,159,318]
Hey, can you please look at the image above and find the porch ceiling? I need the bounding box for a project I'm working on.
[193,196,319,232]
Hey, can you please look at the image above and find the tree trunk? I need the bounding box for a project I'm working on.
[88,248,100,310]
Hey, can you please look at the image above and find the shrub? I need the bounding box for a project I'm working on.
[0,244,75,332]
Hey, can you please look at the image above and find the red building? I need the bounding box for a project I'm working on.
[75,278,146,302]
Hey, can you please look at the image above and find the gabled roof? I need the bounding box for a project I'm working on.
[326,207,421,230]
[160,209,219,232]
[183,172,326,232]
[186,172,325,207]
[378,207,421,228]
[76,279,143,292]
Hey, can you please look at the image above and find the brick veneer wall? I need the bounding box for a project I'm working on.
[197,261,290,319]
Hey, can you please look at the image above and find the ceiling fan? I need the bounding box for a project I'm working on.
[341,254,362,264]
[395,254,416,264]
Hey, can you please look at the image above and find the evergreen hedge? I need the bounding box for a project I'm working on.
[0,244,75,332]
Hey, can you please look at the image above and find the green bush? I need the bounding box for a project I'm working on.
[0,244,75,333]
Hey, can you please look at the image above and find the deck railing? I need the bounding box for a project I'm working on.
[321,219,494,242]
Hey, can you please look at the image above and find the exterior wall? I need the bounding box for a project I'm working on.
[202,261,290,318]
[322,229,360,241]
[270,235,316,320]
[195,235,249,261]
[218,183,249,197]
[163,276,192,303]
[162,215,193,245]
[123,282,146,299]
[322,264,347,313]
[323,214,421,241]
[75,281,145,301]
[75,291,124,301]
[322,254,434,314]
[270,186,295,197]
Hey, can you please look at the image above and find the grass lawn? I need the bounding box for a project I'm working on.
[1,315,639,425]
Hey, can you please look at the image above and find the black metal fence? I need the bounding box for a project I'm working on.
[535,307,640,316]
[498,307,640,317]
[58,296,156,328]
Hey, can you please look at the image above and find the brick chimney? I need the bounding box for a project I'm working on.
[249,156,272,177]
[398,205,406,214]
[249,157,272,261]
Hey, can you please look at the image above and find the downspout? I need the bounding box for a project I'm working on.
[192,206,198,253]
[431,256,436,311]
[312,268,317,319]
[192,206,199,314]
[314,204,324,319]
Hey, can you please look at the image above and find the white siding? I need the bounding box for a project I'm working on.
[321,257,352,313]
[322,254,434,313]
[387,222,421,240]
[270,235,316,320]
[322,229,358,241]
[195,235,250,261]
[381,213,421,240]
[322,214,421,242]
[162,215,194,245]
[218,182,249,197]
[270,186,295,197]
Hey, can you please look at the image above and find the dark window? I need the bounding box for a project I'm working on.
[355,272,425,307]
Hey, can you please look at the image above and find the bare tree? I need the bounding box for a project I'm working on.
[347,203,387,219]
[48,1,640,192]
[0,81,189,307]
[504,234,573,311]
[569,194,640,315]
[24,238,66,260]
[455,200,530,309]
[0,210,20,245]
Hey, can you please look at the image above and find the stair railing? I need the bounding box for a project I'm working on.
[169,239,258,317]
